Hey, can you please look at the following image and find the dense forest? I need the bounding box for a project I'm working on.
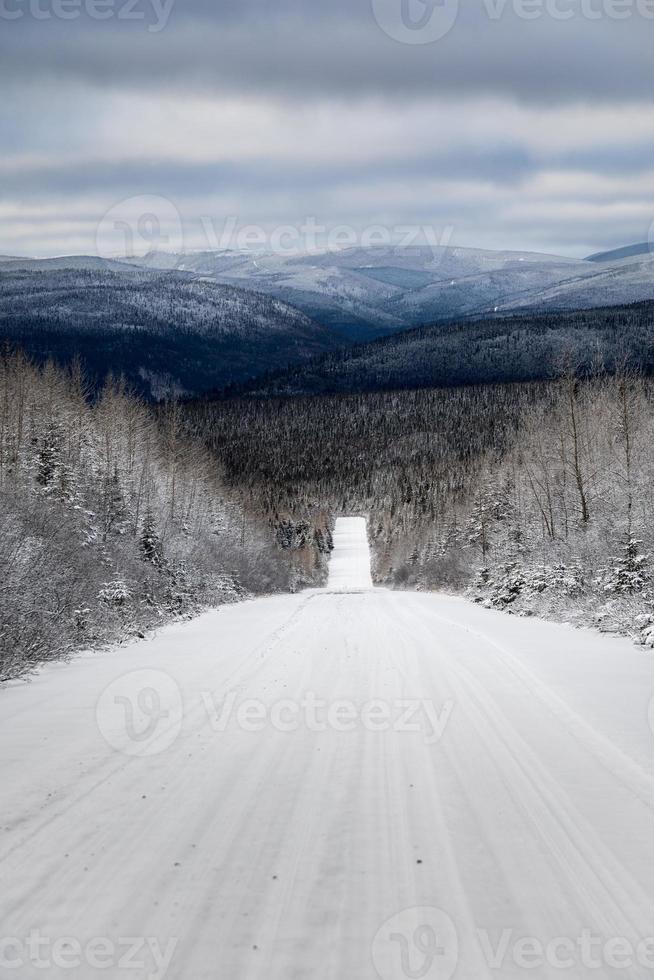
[184,373,654,644]
[183,384,542,522]
[238,301,654,396]
[0,351,330,680]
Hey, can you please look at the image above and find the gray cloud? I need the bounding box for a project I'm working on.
[0,147,538,200]
[1,0,654,255]
[0,3,652,104]
[5,138,654,206]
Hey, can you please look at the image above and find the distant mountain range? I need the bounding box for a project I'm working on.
[0,255,137,272]
[120,242,654,341]
[2,242,653,397]
[124,245,588,341]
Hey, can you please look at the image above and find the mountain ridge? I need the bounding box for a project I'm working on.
[231,301,654,397]
[117,242,654,339]
[585,242,653,263]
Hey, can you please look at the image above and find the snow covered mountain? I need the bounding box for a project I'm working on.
[0,266,339,398]
[4,243,654,395]
[124,243,654,339]
[6,242,654,348]
[495,251,654,315]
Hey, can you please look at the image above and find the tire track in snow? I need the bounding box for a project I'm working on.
[390,595,654,977]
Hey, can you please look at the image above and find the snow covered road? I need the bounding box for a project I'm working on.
[3,520,654,979]
[327,516,374,591]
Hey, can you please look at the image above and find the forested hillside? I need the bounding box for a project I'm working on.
[0,268,340,399]
[5,265,654,405]
[185,374,654,643]
[182,383,544,567]
[0,352,329,680]
[241,302,654,396]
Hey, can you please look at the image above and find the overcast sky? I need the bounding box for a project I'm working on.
[2,0,654,257]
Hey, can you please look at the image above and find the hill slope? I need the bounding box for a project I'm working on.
[0,267,340,398]
[495,254,654,315]
[240,302,654,396]
[586,242,653,263]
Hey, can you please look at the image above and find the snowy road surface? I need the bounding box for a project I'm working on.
[327,516,374,591]
[3,521,654,978]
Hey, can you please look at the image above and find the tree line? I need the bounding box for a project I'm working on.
[0,350,311,680]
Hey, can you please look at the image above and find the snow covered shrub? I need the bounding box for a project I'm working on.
[72,606,91,632]
[469,558,591,619]
[470,563,526,609]
[204,573,247,605]
[589,540,654,637]
[98,579,131,607]
[597,539,650,597]
[634,614,654,648]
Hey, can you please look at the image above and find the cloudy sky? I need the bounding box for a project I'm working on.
[2,0,654,257]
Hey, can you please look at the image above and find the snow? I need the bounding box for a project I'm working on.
[326,516,373,591]
[2,538,654,978]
